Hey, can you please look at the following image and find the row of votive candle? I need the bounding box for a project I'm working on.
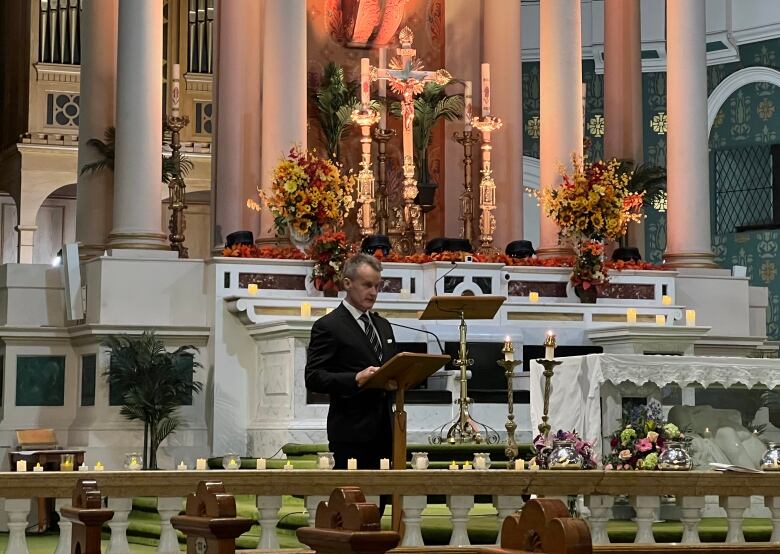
[17,461,106,472]
[626,309,696,326]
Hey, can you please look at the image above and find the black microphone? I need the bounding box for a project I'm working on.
[432,261,457,294]
[387,320,446,355]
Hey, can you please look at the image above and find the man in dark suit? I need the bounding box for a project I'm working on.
[305,253,398,470]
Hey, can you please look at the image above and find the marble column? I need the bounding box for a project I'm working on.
[259,0,307,241]
[210,0,263,252]
[604,0,644,254]
[664,0,716,267]
[76,0,118,258]
[107,0,167,250]
[538,0,582,257]
[483,0,523,250]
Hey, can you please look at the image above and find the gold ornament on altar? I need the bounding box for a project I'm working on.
[472,115,503,254]
[351,107,382,238]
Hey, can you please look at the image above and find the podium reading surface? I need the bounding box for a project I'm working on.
[419,295,506,320]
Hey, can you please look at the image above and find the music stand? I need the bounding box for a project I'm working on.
[421,295,505,445]
[365,351,450,531]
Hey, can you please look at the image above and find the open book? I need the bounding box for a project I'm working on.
[709,462,763,474]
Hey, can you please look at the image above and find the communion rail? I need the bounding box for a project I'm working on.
[1,470,780,553]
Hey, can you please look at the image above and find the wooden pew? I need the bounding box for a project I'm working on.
[593,545,780,553]
[59,479,114,554]
[171,480,254,554]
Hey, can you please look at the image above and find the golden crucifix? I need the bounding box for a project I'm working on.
[370,27,451,254]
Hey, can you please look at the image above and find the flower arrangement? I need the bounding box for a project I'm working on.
[262,146,356,239]
[604,403,683,470]
[308,230,353,293]
[538,156,644,293]
[533,429,599,469]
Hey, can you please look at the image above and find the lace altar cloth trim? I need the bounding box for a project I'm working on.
[591,353,780,391]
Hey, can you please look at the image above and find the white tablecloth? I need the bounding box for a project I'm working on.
[530,353,780,452]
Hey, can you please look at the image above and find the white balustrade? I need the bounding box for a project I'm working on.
[257,495,283,549]
[766,496,780,543]
[678,496,704,544]
[447,495,474,546]
[400,495,427,546]
[493,495,524,544]
[156,497,184,553]
[53,498,72,554]
[721,496,750,544]
[107,497,133,554]
[4,498,31,554]
[631,495,660,544]
[585,495,613,544]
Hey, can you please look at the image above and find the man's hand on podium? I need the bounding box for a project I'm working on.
[355,366,397,390]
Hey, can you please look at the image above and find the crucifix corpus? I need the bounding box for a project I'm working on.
[366,26,451,254]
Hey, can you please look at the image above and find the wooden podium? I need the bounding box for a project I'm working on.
[364,352,450,530]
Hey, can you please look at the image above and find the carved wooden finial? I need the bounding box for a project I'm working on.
[398,26,414,47]
[499,499,592,553]
[184,480,238,519]
[72,479,103,509]
[314,486,381,532]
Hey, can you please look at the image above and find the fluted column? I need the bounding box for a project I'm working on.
[107,0,167,250]
[76,0,117,258]
[259,0,307,241]
[483,0,523,250]
[538,0,582,257]
[664,0,716,267]
[211,0,263,252]
[604,0,644,255]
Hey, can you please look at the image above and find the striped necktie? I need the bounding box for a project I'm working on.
[359,313,383,362]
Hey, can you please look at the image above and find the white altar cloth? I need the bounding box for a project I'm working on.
[530,354,780,453]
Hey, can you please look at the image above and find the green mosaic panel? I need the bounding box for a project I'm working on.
[16,355,65,406]
[80,354,96,406]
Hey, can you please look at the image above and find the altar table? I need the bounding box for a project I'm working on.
[530,354,780,454]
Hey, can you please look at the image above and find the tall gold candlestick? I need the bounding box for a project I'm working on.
[351,108,381,238]
[472,115,503,254]
[454,129,479,246]
[498,341,522,464]
[164,113,191,258]
[372,128,395,235]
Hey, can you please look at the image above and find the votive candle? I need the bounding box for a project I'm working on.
[626,308,637,325]
[347,458,358,470]
[656,314,666,326]
[60,460,73,471]
[78,463,89,472]
[256,458,267,470]
[195,458,207,471]
[449,461,459,471]
[462,461,473,470]
[379,458,390,470]
[300,302,312,320]
[248,283,258,296]
[16,460,27,472]
[283,462,294,471]
[94,462,104,471]
[399,288,411,299]
[514,459,525,471]
[529,291,540,303]
[33,463,44,472]
[686,309,696,327]
[177,461,188,471]
[662,294,672,305]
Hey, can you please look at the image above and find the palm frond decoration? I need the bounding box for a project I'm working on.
[103,330,202,469]
[389,80,464,189]
[616,160,667,208]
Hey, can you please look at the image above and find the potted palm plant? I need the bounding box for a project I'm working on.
[613,161,667,260]
[390,80,463,210]
[104,331,203,469]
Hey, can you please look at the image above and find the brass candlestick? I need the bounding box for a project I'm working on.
[454,129,479,246]
[351,108,381,238]
[164,113,190,258]
[472,116,503,254]
[537,330,562,438]
[497,345,522,464]
[372,128,395,235]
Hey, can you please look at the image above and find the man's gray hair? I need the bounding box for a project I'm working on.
[342,253,382,281]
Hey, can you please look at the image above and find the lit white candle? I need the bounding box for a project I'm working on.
[655,314,666,326]
[626,308,637,325]
[379,458,390,470]
[529,291,540,303]
[171,63,181,117]
[544,330,556,361]
[448,461,459,471]
[300,302,312,320]
[529,458,539,471]
[318,456,330,470]
[256,458,266,470]
[503,336,514,362]
[686,309,696,327]
[347,458,358,470]
[464,80,473,131]
[177,461,188,471]
[78,463,89,472]
[474,457,486,470]
[662,295,672,305]
[283,462,294,471]
[195,458,207,471]
[378,48,387,130]
[248,284,258,296]
[16,460,27,472]
[360,58,370,108]
[415,457,427,470]
[399,288,411,299]
[226,459,239,470]
[94,462,104,471]
[514,459,525,471]
[33,463,44,472]
[462,461,473,470]
[481,63,491,117]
